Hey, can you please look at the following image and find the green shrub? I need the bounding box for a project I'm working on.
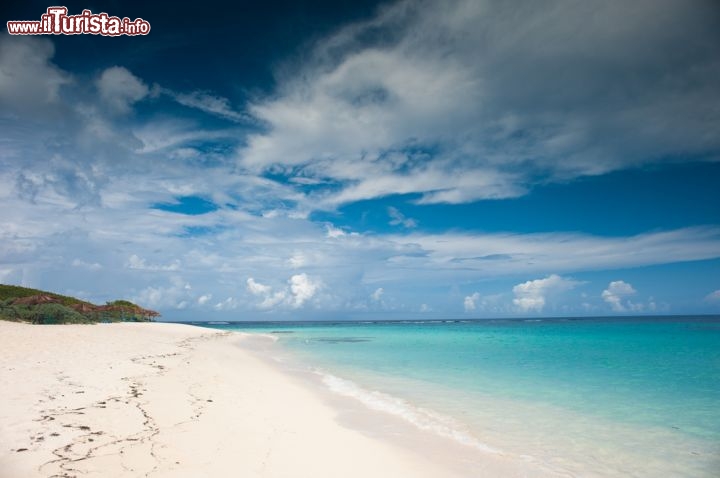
[24,303,91,324]
[0,283,160,323]
[0,284,91,307]
[0,300,22,321]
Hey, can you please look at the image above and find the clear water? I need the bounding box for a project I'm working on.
[199,317,720,476]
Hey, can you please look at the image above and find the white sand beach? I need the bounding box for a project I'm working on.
[0,321,552,477]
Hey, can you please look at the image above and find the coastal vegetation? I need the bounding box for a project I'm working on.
[0,284,160,324]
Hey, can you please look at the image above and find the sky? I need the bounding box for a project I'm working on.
[1,0,719,321]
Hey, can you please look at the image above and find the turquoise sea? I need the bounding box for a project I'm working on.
[198,317,720,477]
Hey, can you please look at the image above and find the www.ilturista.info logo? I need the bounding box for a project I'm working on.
[7,7,150,36]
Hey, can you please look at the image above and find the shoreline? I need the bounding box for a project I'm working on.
[227,327,560,477]
[227,320,720,478]
[0,321,552,477]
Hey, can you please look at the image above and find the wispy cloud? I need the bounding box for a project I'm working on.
[167,89,251,123]
[388,206,417,228]
[1,6,718,319]
[238,0,720,206]
[377,227,720,279]
[126,254,181,272]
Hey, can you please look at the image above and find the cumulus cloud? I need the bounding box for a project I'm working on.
[371,287,384,301]
[601,280,637,312]
[246,277,289,309]
[238,0,720,206]
[197,294,212,305]
[134,277,192,309]
[247,277,272,295]
[706,290,720,302]
[464,292,480,312]
[246,273,322,309]
[289,273,321,308]
[97,66,149,114]
[513,274,580,312]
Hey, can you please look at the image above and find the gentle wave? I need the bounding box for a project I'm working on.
[317,371,502,455]
[256,333,279,342]
[233,331,279,342]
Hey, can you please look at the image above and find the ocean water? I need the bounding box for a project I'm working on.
[199,317,720,477]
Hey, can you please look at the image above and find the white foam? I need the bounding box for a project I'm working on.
[317,371,502,455]
[256,333,279,342]
[232,331,279,342]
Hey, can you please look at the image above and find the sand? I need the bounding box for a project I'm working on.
[0,321,553,477]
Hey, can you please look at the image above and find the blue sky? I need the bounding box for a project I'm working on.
[1,0,719,320]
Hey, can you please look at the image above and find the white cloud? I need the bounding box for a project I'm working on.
[126,254,147,270]
[601,280,637,312]
[0,36,71,115]
[419,303,430,312]
[71,258,102,270]
[704,290,720,302]
[134,277,193,309]
[126,254,180,271]
[462,293,507,314]
[371,287,384,301]
[0,268,14,283]
[237,0,720,206]
[247,277,272,295]
[287,252,307,268]
[246,278,288,309]
[464,292,480,312]
[376,227,720,280]
[214,297,238,311]
[648,297,657,312]
[513,274,580,312]
[97,66,149,114]
[289,273,320,308]
[170,90,249,122]
[325,224,347,238]
[0,29,718,320]
[246,274,321,309]
[133,120,239,155]
[197,294,212,305]
[2,178,718,318]
[388,206,417,228]
[260,291,289,309]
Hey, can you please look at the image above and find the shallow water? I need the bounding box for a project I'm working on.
[199,317,720,476]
